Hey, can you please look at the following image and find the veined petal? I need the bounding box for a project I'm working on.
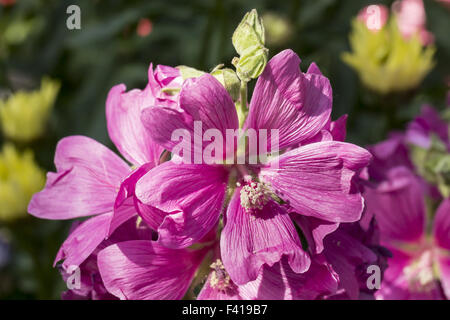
[221,190,310,285]
[109,164,155,236]
[135,161,228,248]
[28,136,130,220]
[293,215,339,254]
[106,84,164,167]
[260,141,371,223]
[54,212,113,269]
[245,49,332,151]
[141,74,238,161]
[97,240,206,300]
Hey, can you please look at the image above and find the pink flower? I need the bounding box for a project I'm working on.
[358,5,390,32]
[60,217,152,300]
[27,64,181,270]
[137,18,153,37]
[136,49,371,286]
[393,0,434,45]
[97,240,210,300]
[366,169,450,299]
[364,105,450,299]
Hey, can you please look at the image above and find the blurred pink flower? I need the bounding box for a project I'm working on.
[358,4,389,31]
[393,0,434,45]
[137,18,153,37]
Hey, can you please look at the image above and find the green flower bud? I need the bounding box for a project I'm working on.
[232,9,268,81]
[410,135,450,198]
[177,65,205,80]
[211,67,240,101]
[232,9,265,55]
[233,46,269,82]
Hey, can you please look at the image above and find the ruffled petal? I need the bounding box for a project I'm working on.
[221,189,310,285]
[28,136,130,220]
[97,240,206,300]
[260,141,371,223]
[245,49,332,151]
[106,84,164,166]
[54,212,113,269]
[365,167,426,243]
[238,256,338,300]
[293,215,339,254]
[329,115,348,142]
[108,164,155,236]
[141,73,238,162]
[135,161,228,248]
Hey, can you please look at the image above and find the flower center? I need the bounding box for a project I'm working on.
[239,181,271,214]
[403,249,438,292]
[209,259,232,291]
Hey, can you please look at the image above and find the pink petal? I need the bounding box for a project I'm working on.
[220,189,310,285]
[323,228,378,299]
[433,199,450,250]
[244,49,332,151]
[238,256,338,300]
[97,240,206,300]
[28,136,130,220]
[141,74,238,160]
[437,254,450,299]
[365,167,426,243]
[293,215,339,254]
[106,84,164,166]
[54,212,113,268]
[135,161,228,248]
[260,141,371,223]
[109,164,155,236]
[329,115,348,142]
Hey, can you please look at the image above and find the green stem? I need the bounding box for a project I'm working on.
[238,80,248,127]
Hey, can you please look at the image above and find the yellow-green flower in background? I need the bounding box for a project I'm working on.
[0,77,60,142]
[342,3,435,95]
[262,12,292,47]
[0,143,45,221]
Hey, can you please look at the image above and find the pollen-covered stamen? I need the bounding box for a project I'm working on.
[209,259,231,291]
[240,181,271,214]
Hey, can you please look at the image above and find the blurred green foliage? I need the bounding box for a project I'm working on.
[0,0,449,299]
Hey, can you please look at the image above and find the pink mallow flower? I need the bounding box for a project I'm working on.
[134,49,372,288]
[27,64,182,272]
[364,105,450,299]
[365,168,450,299]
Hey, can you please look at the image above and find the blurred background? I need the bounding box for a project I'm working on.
[0,0,448,299]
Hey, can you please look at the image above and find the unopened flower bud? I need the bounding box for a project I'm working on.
[232,46,268,82]
[211,67,240,101]
[232,9,265,56]
[232,9,268,81]
[176,65,205,80]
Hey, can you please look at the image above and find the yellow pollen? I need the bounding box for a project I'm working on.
[240,181,271,213]
[209,259,231,291]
